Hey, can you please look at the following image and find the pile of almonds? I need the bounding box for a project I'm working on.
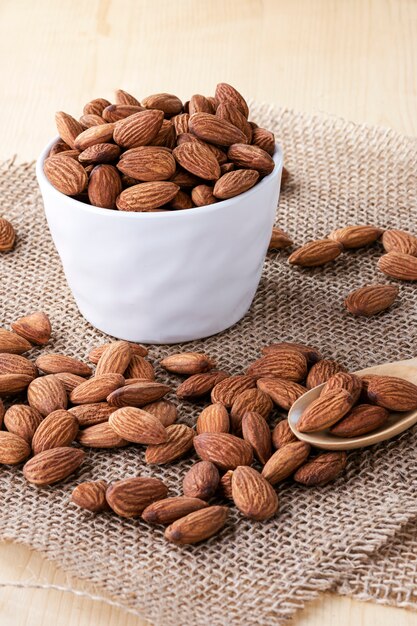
[2,312,416,544]
[43,83,277,211]
[268,224,417,316]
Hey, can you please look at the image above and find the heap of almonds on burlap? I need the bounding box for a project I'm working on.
[1,312,417,545]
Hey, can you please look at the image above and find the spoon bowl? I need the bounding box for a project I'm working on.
[288,356,417,450]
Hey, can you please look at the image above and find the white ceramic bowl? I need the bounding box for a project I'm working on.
[36,139,283,344]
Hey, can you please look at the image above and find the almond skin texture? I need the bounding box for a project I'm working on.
[73,123,115,150]
[0,374,34,396]
[189,112,247,146]
[124,355,155,381]
[68,402,115,427]
[294,452,347,486]
[268,227,293,250]
[176,371,229,400]
[330,404,389,437]
[161,352,215,376]
[262,441,311,485]
[321,372,362,403]
[88,342,147,363]
[297,389,354,433]
[78,143,121,164]
[80,112,107,127]
[35,354,91,377]
[344,284,399,316]
[328,225,383,249]
[257,378,307,411]
[115,89,141,106]
[196,403,230,434]
[3,405,43,442]
[215,83,249,117]
[142,496,208,525]
[95,340,132,376]
[0,354,37,378]
[191,185,217,207]
[107,381,170,408]
[230,388,273,431]
[141,92,183,116]
[288,239,343,267]
[306,359,347,389]
[213,169,259,199]
[55,111,84,148]
[164,505,228,545]
[366,376,417,411]
[77,423,128,448]
[382,229,417,256]
[252,127,275,155]
[28,375,68,416]
[211,375,256,407]
[32,410,79,454]
[43,155,88,196]
[232,466,278,521]
[23,447,84,486]
[117,146,176,181]
[216,103,252,141]
[71,480,109,512]
[173,143,221,180]
[109,407,167,444]
[378,252,417,281]
[11,312,51,345]
[145,424,194,465]
[0,328,32,354]
[241,411,272,465]
[56,372,91,393]
[88,164,122,209]
[70,373,124,405]
[247,351,308,382]
[219,470,233,499]
[272,420,298,449]
[262,341,322,364]
[189,95,214,115]
[194,433,253,470]
[0,217,15,251]
[117,181,179,212]
[172,113,190,134]
[113,110,164,148]
[83,98,111,116]
[0,432,31,464]
[227,144,274,176]
[103,104,144,122]
[182,461,220,500]
[106,477,168,518]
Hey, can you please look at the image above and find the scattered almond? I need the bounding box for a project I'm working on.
[164,505,228,545]
[71,480,109,512]
[182,461,220,500]
[106,476,168,517]
[232,466,278,520]
[11,312,51,345]
[294,452,347,486]
[344,284,399,316]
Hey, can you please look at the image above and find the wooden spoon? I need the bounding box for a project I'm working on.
[288,356,417,450]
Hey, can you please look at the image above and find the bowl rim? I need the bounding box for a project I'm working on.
[36,137,283,220]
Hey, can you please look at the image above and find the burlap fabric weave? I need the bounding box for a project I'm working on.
[0,104,416,625]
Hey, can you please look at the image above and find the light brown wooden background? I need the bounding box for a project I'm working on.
[0,0,417,624]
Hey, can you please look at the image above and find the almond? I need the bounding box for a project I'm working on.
[141,93,183,116]
[124,355,155,380]
[49,140,72,156]
[230,388,273,431]
[71,480,109,512]
[55,111,84,148]
[218,470,233,499]
[28,375,67,416]
[261,441,311,485]
[0,217,16,251]
[145,423,194,464]
[35,353,91,377]
[11,312,51,345]
[108,406,167,444]
[378,251,417,281]
[330,404,389,437]
[189,112,247,146]
[142,400,177,427]
[102,104,144,122]
[117,146,176,181]
[365,375,417,411]
[113,110,164,148]
[172,113,190,135]
[78,142,120,164]
[241,411,272,464]
[182,461,220,500]
[0,353,37,378]
[227,144,274,176]
[4,405,43,442]
[170,168,202,188]
[171,142,220,181]
[94,340,132,376]
[23,447,84,485]
[268,227,293,250]
[107,380,169,407]
[160,352,215,376]
[232,466,278,520]
[105,476,168,518]
[294,451,347,486]
[194,432,253,470]
[216,104,252,142]
[272,419,298,449]
[79,114,106,128]
[0,374,34,395]
[189,95,214,115]
[70,373,124,404]
[213,169,259,199]
[68,402,115,427]
[382,229,417,256]
[176,370,229,400]
[32,409,79,454]
[177,133,228,164]
[88,342,148,363]
[288,239,343,267]
[88,164,123,209]
[297,389,354,433]
[142,496,208,525]
[306,359,347,389]
[116,181,179,211]
[261,342,322,364]
[77,422,128,448]
[344,284,399,316]
[247,351,308,382]
[257,378,307,411]
[215,83,249,117]
[44,155,88,196]
[328,225,383,248]
[164,505,228,544]
[191,185,217,207]
[251,127,275,155]
[56,372,89,393]
[83,98,111,116]
[170,190,193,210]
[115,89,141,106]
[153,120,176,148]
[73,123,115,150]
[321,372,362,403]
[0,328,32,354]
[0,431,31,464]
[196,403,230,434]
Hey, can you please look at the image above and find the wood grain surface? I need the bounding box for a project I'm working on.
[0,0,416,624]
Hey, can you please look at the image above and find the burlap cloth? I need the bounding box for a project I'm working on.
[0,104,416,625]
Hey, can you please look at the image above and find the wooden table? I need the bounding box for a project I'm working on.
[0,1,416,624]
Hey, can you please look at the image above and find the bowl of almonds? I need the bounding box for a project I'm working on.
[36,84,283,344]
